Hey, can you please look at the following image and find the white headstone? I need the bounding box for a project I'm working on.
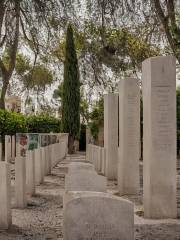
[47,145,51,174]
[41,147,46,176]
[63,191,134,240]
[101,148,106,175]
[44,146,49,175]
[5,135,11,162]
[97,146,102,173]
[92,146,99,171]
[15,157,27,208]
[26,150,35,196]
[87,144,93,163]
[11,135,15,160]
[118,78,140,195]
[65,172,107,192]
[0,162,12,229]
[142,56,177,218]
[51,144,55,168]
[104,93,118,180]
[34,148,44,184]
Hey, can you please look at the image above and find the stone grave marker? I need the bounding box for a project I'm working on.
[65,172,107,192]
[68,162,95,173]
[142,56,177,218]
[63,191,134,240]
[118,77,140,195]
[104,93,118,180]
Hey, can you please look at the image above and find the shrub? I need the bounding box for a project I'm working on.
[88,98,104,140]
[26,114,61,133]
[0,109,27,135]
[0,110,61,136]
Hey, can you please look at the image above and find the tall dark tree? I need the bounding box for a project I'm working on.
[62,24,80,154]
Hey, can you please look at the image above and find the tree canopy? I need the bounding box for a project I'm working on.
[0,0,179,113]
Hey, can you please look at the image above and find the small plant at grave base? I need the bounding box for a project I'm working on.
[61,24,80,154]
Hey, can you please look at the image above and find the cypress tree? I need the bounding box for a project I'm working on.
[62,24,80,154]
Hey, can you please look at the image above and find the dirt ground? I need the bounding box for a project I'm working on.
[0,154,180,240]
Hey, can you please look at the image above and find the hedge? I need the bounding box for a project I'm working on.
[0,110,61,136]
[26,114,61,133]
[0,110,27,135]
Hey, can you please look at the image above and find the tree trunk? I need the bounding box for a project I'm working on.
[68,134,75,154]
[0,0,20,109]
[152,0,180,65]
[0,75,9,109]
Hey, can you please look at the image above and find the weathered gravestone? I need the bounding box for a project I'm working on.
[34,148,44,184]
[87,144,93,163]
[41,147,46,176]
[96,146,102,173]
[118,78,140,195]
[104,93,118,180]
[15,157,27,208]
[101,148,106,175]
[26,150,35,196]
[63,191,134,240]
[46,145,52,174]
[5,135,11,162]
[44,146,50,175]
[11,135,15,161]
[51,144,56,167]
[0,162,12,229]
[65,172,107,192]
[91,145,102,172]
[142,56,177,218]
[68,162,95,173]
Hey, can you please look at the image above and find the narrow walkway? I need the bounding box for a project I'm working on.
[0,153,179,240]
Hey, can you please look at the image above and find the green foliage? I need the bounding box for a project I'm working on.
[89,98,104,124]
[0,110,60,135]
[54,23,159,91]
[0,110,27,135]
[53,83,89,124]
[15,53,31,75]
[53,82,64,100]
[80,97,89,123]
[26,114,61,133]
[88,98,104,140]
[62,24,80,139]
[88,121,99,140]
[74,23,159,70]
[23,64,54,91]
[1,52,54,92]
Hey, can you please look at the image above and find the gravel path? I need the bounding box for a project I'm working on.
[0,154,180,240]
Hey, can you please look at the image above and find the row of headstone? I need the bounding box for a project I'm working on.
[86,144,106,174]
[63,160,134,239]
[0,133,67,162]
[87,56,177,219]
[0,133,68,229]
